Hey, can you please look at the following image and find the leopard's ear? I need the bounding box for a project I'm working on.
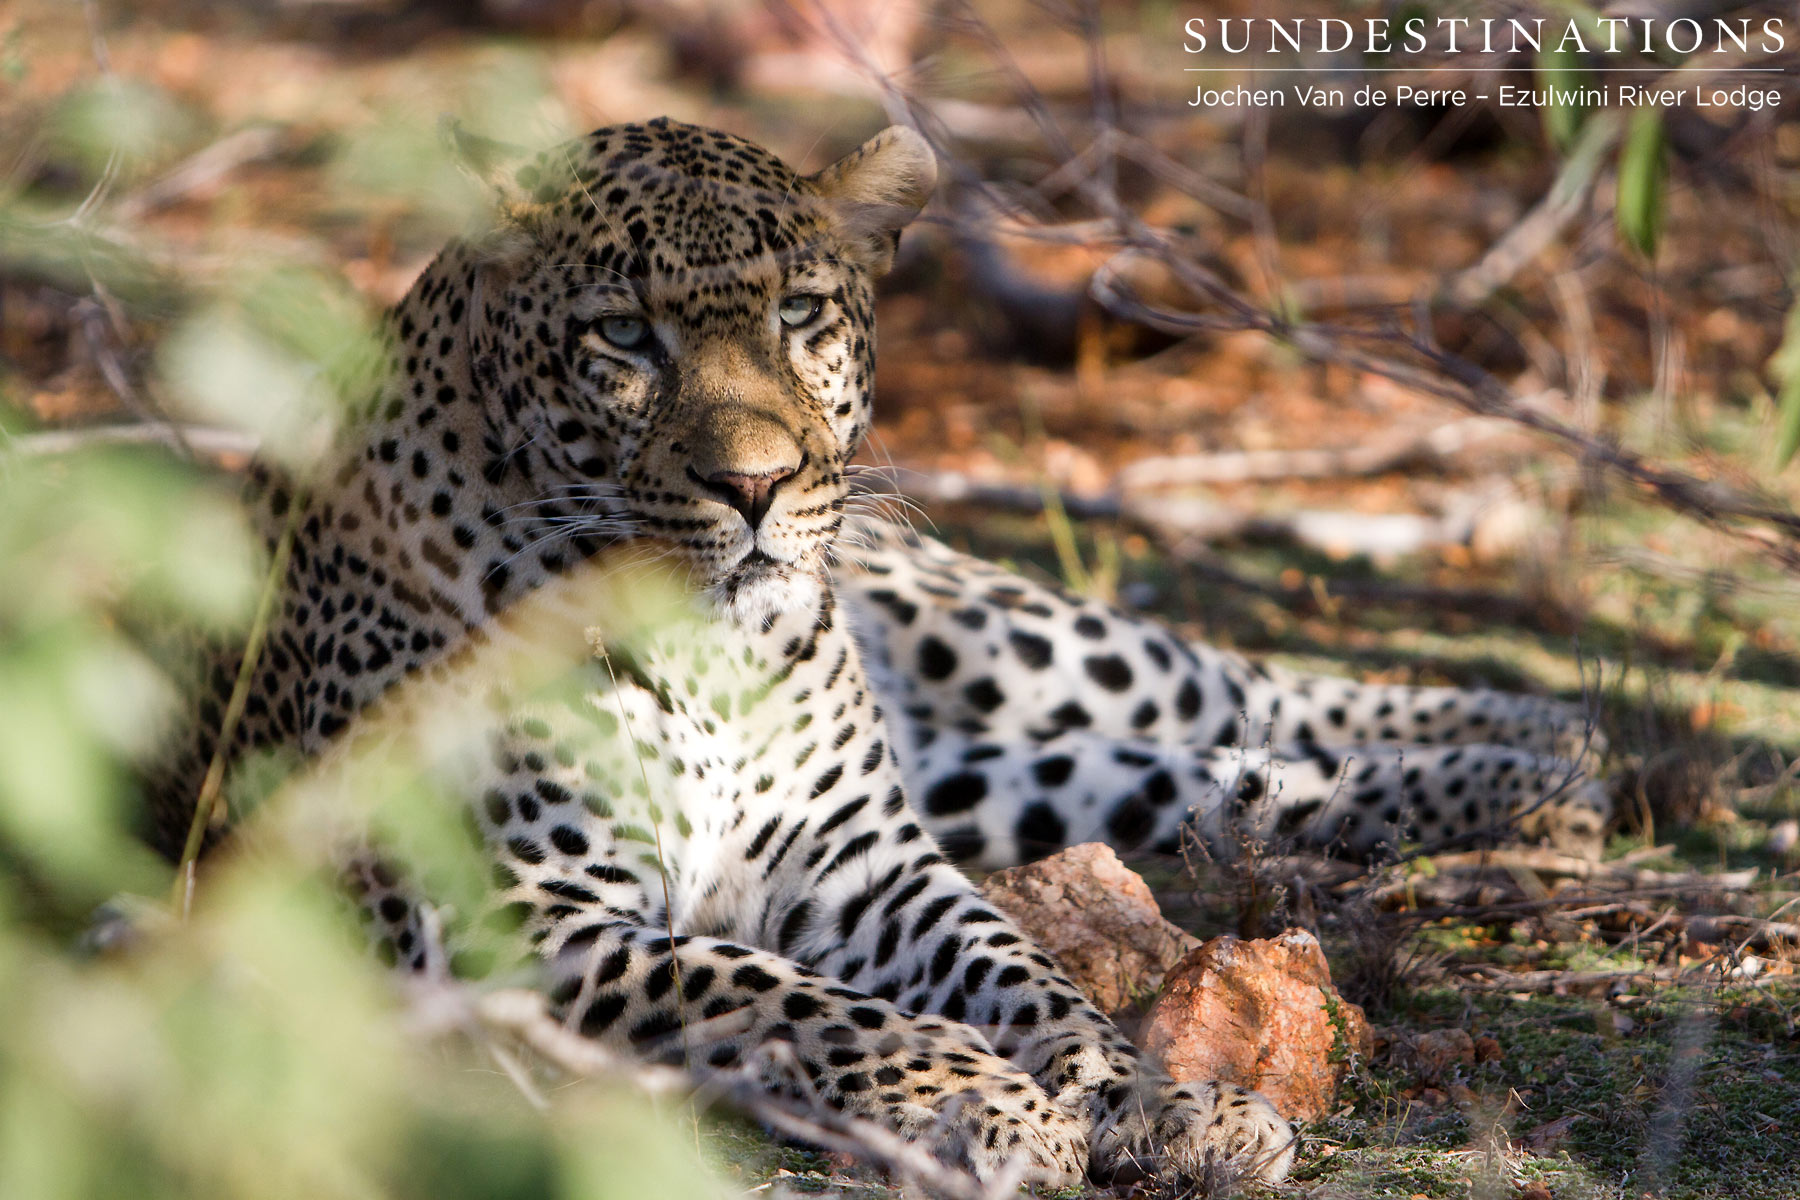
[808,125,937,277]
[441,117,532,208]
[442,120,543,394]
[441,117,550,268]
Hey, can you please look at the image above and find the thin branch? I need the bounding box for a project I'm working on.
[115,125,286,222]
[1093,269,1800,572]
[462,987,1018,1200]
[172,482,307,917]
[4,423,259,459]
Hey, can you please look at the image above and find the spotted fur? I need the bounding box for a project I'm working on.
[839,521,1611,868]
[146,117,1607,1187]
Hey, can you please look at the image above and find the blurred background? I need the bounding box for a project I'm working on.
[1,1,1798,1197]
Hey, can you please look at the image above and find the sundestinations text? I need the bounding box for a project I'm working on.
[1181,16,1787,56]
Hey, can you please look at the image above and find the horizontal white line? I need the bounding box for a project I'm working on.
[1184,67,1786,72]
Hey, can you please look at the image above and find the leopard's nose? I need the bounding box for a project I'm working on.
[692,463,798,529]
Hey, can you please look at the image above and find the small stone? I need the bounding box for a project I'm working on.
[1412,1028,1476,1082]
[1139,927,1372,1123]
[1515,1111,1583,1151]
[978,842,1198,1015]
[1474,1034,1504,1063]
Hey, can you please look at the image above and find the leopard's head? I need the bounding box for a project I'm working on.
[463,118,935,626]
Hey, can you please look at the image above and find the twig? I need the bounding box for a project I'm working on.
[115,125,286,221]
[1115,417,1507,490]
[1356,848,1760,910]
[1700,913,1800,948]
[171,483,307,917]
[467,987,1014,1200]
[5,423,260,460]
[1441,115,1617,310]
[1453,957,1784,994]
[886,466,1501,557]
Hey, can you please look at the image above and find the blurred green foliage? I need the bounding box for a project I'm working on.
[48,76,201,178]
[1615,106,1666,260]
[1535,44,1587,152]
[0,30,726,1200]
[1773,298,1800,469]
[0,864,725,1200]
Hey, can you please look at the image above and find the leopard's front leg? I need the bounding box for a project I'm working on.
[802,849,1295,1184]
[536,918,1088,1185]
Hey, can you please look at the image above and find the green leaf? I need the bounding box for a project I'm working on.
[1537,46,1588,152]
[1773,297,1800,469]
[1616,107,1666,259]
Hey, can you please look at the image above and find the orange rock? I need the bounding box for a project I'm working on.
[1140,928,1372,1123]
[979,843,1198,1016]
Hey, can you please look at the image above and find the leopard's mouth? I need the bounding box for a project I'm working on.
[715,547,793,594]
[704,546,822,627]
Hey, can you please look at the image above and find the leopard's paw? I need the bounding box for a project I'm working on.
[904,1071,1088,1186]
[1093,1077,1294,1185]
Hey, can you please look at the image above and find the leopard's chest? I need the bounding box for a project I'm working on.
[494,608,889,941]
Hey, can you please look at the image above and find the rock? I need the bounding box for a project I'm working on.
[1412,1029,1477,1082]
[978,843,1199,1016]
[1140,927,1372,1123]
[1379,1027,1477,1084]
[1515,1113,1582,1153]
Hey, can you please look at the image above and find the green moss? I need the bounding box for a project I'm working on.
[1299,985,1800,1199]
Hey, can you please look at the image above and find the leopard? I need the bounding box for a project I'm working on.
[145,116,1610,1189]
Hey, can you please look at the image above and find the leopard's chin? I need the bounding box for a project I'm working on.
[703,550,823,629]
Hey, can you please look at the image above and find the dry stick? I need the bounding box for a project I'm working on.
[1377,880,1767,923]
[1441,114,1618,310]
[891,463,1495,559]
[1453,962,1786,994]
[5,423,258,459]
[593,645,692,1065]
[1115,417,1504,490]
[471,987,1013,1200]
[1351,840,1761,907]
[171,489,306,917]
[1333,331,1800,563]
[1091,270,1800,573]
[115,125,285,222]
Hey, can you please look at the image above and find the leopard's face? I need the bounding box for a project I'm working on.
[468,120,934,626]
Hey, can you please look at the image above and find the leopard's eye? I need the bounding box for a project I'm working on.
[598,315,650,349]
[778,295,825,328]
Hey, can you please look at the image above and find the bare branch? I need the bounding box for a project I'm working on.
[458,987,1016,1200]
